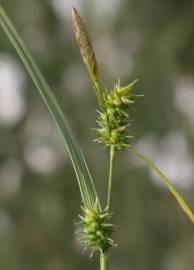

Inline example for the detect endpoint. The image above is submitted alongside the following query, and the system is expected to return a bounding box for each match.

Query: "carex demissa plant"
[0,4,194,270]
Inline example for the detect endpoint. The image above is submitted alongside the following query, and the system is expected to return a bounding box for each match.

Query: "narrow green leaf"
[134,150,194,224]
[0,4,100,209]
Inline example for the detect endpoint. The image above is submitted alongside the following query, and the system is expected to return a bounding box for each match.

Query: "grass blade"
[0,4,100,209]
[134,150,194,224]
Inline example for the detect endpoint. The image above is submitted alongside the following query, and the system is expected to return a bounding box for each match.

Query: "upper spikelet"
[96,79,139,150]
[72,8,99,83]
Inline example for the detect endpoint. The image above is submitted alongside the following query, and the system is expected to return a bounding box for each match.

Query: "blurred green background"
[0,0,194,269]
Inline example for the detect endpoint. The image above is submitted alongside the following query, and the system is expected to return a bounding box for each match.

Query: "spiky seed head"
[72,7,99,83]
[96,79,140,150]
[78,207,116,254]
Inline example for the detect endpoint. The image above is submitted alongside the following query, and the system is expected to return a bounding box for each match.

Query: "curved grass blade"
[134,150,194,224]
[0,4,100,209]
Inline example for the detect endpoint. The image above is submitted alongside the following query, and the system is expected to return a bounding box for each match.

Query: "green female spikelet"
[96,79,140,150]
[79,206,116,255]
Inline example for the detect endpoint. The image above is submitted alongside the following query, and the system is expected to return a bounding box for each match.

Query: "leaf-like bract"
[0,5,100,209]
[134,150,194,224]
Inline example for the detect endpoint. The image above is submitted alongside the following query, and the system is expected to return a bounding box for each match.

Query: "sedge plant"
[0,5,194,270]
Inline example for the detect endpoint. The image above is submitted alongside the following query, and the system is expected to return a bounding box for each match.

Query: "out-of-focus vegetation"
[0,0,194,269]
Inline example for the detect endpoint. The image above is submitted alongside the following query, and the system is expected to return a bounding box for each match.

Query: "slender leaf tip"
[133,149,194,224]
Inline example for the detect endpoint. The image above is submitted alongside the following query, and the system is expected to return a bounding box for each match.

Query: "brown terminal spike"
[72,7,99,83]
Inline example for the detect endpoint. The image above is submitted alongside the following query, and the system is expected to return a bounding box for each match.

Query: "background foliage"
[0,0,194,269]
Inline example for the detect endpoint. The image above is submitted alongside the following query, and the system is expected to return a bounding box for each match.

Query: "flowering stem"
[99,144,115,270]
[100,253,108,270]
[94,81,105,111]
[107,145,116,212]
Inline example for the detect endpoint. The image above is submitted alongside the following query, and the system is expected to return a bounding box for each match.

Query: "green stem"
[101,146,115,270]
[94,81,105,111]
[100,253,108,270]
[106,145,116,212]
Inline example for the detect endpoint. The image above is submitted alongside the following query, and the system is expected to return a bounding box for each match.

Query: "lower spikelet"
[79,206,116,255]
